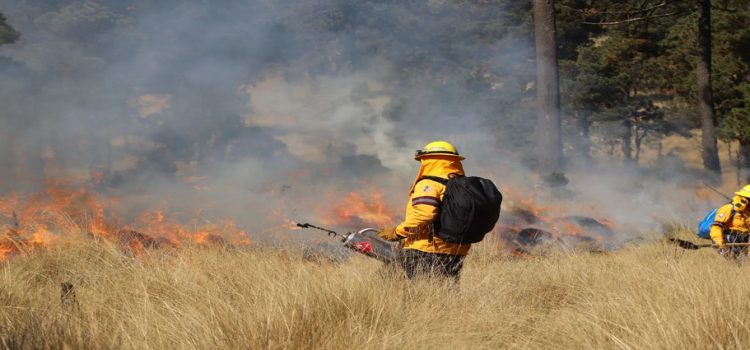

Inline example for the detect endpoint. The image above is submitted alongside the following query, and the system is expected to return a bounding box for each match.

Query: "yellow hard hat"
[735,185,750,198]
[414,141,465,160]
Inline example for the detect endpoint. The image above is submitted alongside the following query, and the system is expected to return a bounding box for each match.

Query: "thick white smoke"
[0,0,716,248]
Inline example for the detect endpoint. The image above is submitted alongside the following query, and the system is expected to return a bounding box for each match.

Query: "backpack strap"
[417,175,448,185]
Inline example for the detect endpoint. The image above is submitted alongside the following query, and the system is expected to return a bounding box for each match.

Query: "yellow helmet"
[414,141,465,160]
[735,185,750,198]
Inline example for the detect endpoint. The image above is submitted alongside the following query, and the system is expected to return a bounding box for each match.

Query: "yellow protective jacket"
[710,202,750,245]
[395,156,471,256]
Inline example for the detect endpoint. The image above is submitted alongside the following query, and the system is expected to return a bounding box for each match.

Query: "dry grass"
[2,229,750,350]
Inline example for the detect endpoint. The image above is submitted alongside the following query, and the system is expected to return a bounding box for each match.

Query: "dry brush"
[1,229,749,349]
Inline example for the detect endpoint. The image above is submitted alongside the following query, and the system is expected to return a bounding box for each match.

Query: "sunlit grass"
[1,229,747,349]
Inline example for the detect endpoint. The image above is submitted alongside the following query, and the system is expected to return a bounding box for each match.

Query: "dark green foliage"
[712,7,750,144]
[558,0,750,167]
[560,7,679,162]
[0,12,19,45]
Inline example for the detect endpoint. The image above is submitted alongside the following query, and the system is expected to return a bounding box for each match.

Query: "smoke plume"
[0,1,711,247]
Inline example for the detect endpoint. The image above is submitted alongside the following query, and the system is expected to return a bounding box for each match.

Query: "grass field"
[2,228,750,350]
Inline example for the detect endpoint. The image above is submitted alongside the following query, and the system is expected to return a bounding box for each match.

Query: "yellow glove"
[377,227,400,242]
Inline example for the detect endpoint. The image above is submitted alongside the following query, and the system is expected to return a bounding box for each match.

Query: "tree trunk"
[739,139,750,183]
[697,0,721,174]
[575,111,591,163]
[657,141,663,160]
[635,129,645,163]
[622,118,633,164]
[533,0,563,173]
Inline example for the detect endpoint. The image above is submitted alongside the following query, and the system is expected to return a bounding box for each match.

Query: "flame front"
[0,181,251,262]
[319,189,397,229]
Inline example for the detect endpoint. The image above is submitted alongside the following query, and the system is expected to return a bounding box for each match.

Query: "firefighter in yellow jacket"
[377,141,470,279]
[710,185,750,258]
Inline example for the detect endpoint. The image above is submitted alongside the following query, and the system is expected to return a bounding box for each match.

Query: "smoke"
[0,0,712,246]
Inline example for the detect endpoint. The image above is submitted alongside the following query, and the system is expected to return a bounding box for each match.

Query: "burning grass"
[2,227,750,349]
[0,182,252,261]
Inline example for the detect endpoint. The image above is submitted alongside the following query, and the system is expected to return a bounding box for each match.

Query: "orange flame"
[0,180,251,262]
[320,190,397,228]
[497,185,614,254]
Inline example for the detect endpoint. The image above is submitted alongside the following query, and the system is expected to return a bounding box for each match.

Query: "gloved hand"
[377,227,401,241]
[718,247,730,257]
[715,240,728,256]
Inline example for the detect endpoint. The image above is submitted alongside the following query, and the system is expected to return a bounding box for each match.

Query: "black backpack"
[418,175,502,244]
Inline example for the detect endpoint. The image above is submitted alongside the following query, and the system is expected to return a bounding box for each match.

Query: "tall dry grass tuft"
[2,228,750,349]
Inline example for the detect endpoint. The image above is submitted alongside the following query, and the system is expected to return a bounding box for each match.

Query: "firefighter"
[377,141,470,280]
[710,185,750,258]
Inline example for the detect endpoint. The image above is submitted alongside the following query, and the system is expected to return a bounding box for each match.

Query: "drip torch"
[295,222,398,263]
